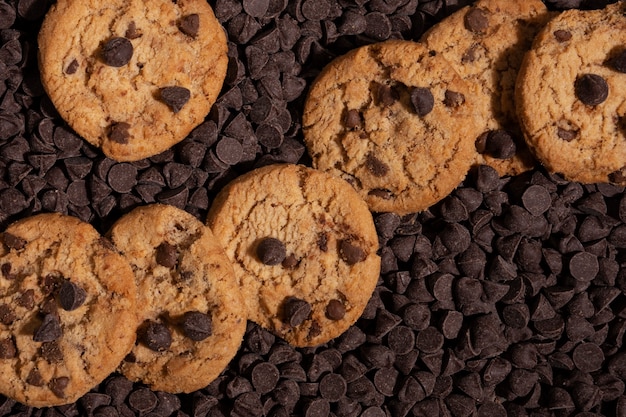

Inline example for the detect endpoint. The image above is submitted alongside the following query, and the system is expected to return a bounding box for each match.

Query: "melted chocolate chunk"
[410,87,434,117]
[139,320,172,352]
[365,153,389,177]
[283,296,311,327]
[344,109,362,129]
[373,82,397,107]
[257,237,286,265]
[339,239,366,265]
[101,37,133,67]
[40,341,64,363]
[156,242,178,268]
[553,29,572,42]
[326,299,346,320]
[0,337,16,359]
[181,311,212,341]
[160,86,191,113]
[58,281,87,311]
[443,90,465,107]
[33,314,62,342]
[0,304,16,325]
[464,8,489,34]
[557,126,578,141]
[108,122,131,144]
[1,263,13,280]
[125,21,141,39]
[178,14,200,38]
[17,289,35,309]
[2,232,26,250]
[574,73,609,106]
[26,369,44,386]
[50,376,70,398]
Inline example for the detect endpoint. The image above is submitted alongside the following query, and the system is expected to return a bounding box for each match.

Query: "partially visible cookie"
[302,40,482,215]
[516,1,626,184]
[38,0,227,162]
[0,213,137,407]
[423,0,554,176]
[108,204,245,393]
[206,164,381,347]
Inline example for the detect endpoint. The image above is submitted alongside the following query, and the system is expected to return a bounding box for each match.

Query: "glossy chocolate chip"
[160,86,191,113]
[108,121,131,144]
[257,237,286,265]
[326,299,346,321]
[464,8,489,34]
[575,73,609,106]
[139,320,172,352]
[58,281,87,311]
[181,311,212,341]
[410,87,434,117]
[156,242,178,268]
[33,313,62,342]
[283,296,311,327]
[339,239,366,265]
[101,37,133,67]
[178,14,199,38]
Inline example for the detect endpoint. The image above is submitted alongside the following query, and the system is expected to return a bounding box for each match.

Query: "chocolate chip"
[58,280,87,311]
[65,59,79,75]
[40,341,64,363]
[319,373,347,402]
[326,299,346,320]
[49,376,69,398]
[339,239,366,265]
[365,153,389,177]
[477,130,516,159]
[181,311,212,341]
[128,388,158,414]
[160,86,191,113]
[3,232,26,250]
[575,73,609,106]
[257,237,286,265]
[138,320,172,352]
[344,109,362,129]
[251,362,279,394]
[554,29,572,42]
[464,8,489,34]
[410,87,434,117]
[0,304,15,325]
[572,342,604,372]
[26,368,44,386]
[283,296,311,327]
[178,14,200,38]
[155,242,177,268]
[17,289,35,309]
[33,313,62,342]
[443,90,465,107]
[373,82,397,107]
[521,184,552,216]
[108,121,131,144]
[0,337,16,359]
[609,49,626,73]
[101,37,133,67]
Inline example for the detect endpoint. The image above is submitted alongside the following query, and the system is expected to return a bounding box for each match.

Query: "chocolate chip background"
[1,0,625,415]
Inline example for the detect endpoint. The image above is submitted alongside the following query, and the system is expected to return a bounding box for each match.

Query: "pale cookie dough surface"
[108,204,245,393]
[302,40,482,215]
[206,164,381,347]
[516,1,626,184]
[423,0,553,176]
[38,0,227,162]
[0,213,137,407]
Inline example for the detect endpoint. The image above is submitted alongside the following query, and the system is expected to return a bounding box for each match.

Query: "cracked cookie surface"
[516,1,626,184]
[108,204,246,393]
[302,40,482,215]
[423,0,553,177]
[206,164,381,347]
[0,213,137,407]
[38,0,227,162]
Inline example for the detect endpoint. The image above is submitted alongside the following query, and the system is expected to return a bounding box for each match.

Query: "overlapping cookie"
[0,213,137,407]
[108,204,246,393]
[516,1,626,184]
[302,40,482,215]
[38,0,228,162]
[423,0,554,176]
[206,164,381,347]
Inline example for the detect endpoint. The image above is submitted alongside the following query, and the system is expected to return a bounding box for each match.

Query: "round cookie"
[108,204,246,393]
[516,1,626,184]
[206,164,381,347]
[302,40,482,215]
[0,213,137,407]
[38,0,227,162]
[423,0,554,176]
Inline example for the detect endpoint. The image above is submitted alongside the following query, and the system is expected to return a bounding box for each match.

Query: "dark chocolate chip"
[65,59,79,75]
[58,281,87,311]
[215,137,244,165]
[554,29,572,42]
[0,304,15,325]
[27,368,44,386]
[257,237,286,265]
[33,313,62,342]
[365,153,389,177]
[326,299,346,320]
[49,376,70,398]
[416,326,444,353]
[410,87,434,116]
[251,362,280,394]
[373,82,397,107]
[609,49,626,73]
[283,296,311,327]
[181,311,212,341]
[478,130,516,159]
[108,122,131,144]
[575,73,609,106]
[40,341,64,363]
[339,239,366,265]
[0,337,16,359]
[138,320,172,352]
[3,232,26,250]
[243,0,270,18]
[569,251,599,281]
[464,8,489,34]
[156,242,178,268]
[572,342,604,372]
[107,163,137,193]
[344,109,362,129]
[160,86,191,113]
[101,37,133,67]
[443,90,465,107]
[178,14,200,38]
[128,388,158,414]
[521,184,552,216]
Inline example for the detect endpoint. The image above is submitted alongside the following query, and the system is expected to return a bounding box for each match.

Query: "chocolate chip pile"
[1,0,626,416]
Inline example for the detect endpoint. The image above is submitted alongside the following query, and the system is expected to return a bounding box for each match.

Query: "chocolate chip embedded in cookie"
[38,0,227,162]
[206,164,381,347]
[108,204,246,393]
[303,40,482,215]
[0,213,137,407]
[423,0,554,176]
[516,1,626,184]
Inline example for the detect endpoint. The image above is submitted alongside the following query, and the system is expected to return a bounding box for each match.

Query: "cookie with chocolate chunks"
[38,0,227,161]
[423,0,554,176]
[0,213,137,407]
[516,1,626,184]
[108,204,245,393]
[206,164,380,347]
[303,40,482,215]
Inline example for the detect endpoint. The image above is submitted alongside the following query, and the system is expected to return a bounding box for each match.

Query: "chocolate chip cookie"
[38,0,227,162]
[0,213,137,407]
[516,1,626,184]
[302,40,482,215]
[423,0,554,176]
[206,164,381,347]
[108,204,246,393]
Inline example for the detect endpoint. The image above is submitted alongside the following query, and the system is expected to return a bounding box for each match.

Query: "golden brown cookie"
[0,213,137,407]
[38,0,227,162]
[302,40,482,215]
[206,164,380,347]
[423,0,554,176]
[108,204,245,393]
[516,1,626,184]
